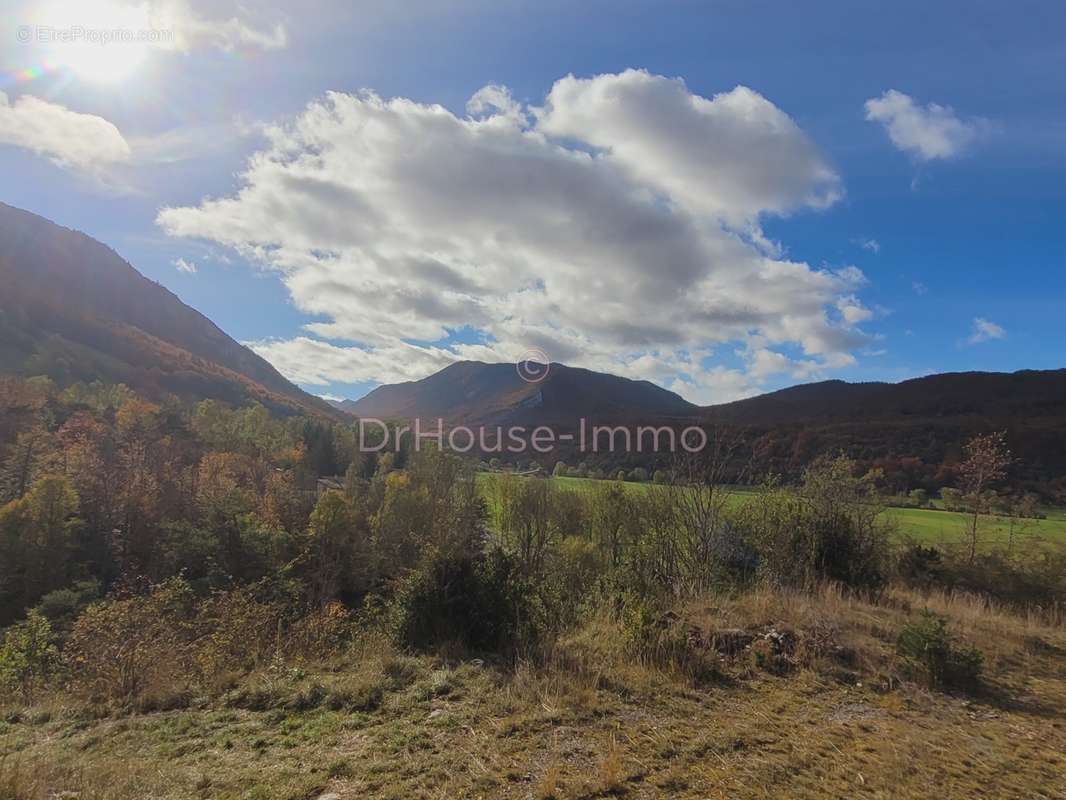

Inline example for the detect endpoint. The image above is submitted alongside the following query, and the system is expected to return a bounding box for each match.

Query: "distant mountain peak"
[343,360,695,424]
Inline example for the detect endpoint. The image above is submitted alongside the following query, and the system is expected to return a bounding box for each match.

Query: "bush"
[940,487,964,512]
[31,580,100,640]
[627,467,649,483]
[738,457,891,592]
[619,597,720,684]
[896,544,944,589]
[933,549,1066,614]
[64,578,198,705]
[896,611,983,690]
[0,611,59,702]
[194,587,285,687]
[391,546,539,655]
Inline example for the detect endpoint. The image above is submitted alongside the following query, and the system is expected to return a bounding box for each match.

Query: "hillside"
[341,363,1066,488]
[0,202,338,418]
[708,370,1066,425]
[705,370,1066,488]
[344,360,696,424]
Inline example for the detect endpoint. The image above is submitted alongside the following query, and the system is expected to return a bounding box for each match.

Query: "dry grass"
[2,584,1065,799]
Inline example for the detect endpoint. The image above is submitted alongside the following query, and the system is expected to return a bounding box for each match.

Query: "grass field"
[3,585,1064,799]
[478,473,1066,551]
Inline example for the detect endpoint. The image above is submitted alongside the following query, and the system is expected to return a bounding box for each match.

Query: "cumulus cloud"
[537,71,841,226]
[148,0,287,52]
[0,91,130,171]
[173,257,197,273]
[244,338,463,387]
[836,295,874,325]
[967,317,1006,345]
[159,71,872,403]
[864,90,979,161]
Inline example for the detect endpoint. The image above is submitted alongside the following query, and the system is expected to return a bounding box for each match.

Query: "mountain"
[704,369,1066,488]
[343,360,696,423]
[341,362,1066,489]
[707,370,1066,425]
[0,202,338,418]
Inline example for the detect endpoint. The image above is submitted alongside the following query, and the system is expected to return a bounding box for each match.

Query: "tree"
[940,487,964,512]
[498,478,556,576]
[0,476,80,623]
[0,610,59,702]
[1003,492,1039,554]
[552,461,568,477]
[628,467,649,483]
[958,432,1012,562]
[908,488,928,507]
[305,491,360,605]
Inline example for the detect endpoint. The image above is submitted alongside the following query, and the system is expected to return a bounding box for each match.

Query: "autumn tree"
[0,476,81,623]
[305,491,361,606]
[958,431,1013,561]
[0,610,59,702]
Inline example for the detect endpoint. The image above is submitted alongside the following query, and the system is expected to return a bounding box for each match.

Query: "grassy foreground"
[2,585,1064,800]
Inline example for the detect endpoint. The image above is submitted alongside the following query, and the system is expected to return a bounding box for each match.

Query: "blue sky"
[1,0,1063,403]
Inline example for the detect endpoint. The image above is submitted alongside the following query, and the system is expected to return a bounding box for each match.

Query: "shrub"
[285,601,352,661]
[64,578,197,705]
[620,597,720,684]
[940,487,964,512]
[194,587,285,687]
[0,611,59,702]
[738,457,891,592]
[31,580,100,640]
[896,544,945,589]
[896,611,983,690]
[912,549,1066,614]
[391,546,539,655]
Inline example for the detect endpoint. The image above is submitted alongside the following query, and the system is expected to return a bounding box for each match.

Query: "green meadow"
[478,472,1066,550]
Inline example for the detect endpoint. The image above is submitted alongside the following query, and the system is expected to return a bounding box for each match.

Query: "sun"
[38,0,153,83]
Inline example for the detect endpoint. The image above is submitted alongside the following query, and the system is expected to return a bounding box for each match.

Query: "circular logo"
[516,348,551,383]
[17,26,33,44]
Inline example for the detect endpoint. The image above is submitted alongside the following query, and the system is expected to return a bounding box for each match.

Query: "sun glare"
[37,0,154,83]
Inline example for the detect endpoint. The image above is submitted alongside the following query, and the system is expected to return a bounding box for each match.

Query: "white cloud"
[537,70,842,226]
[147,0,288,53]
[967,317,1006,345]
[0,91,130,171]
[244,338,463,387]
[857,238,880,253]
[864,90,979,161]
[836,295,874,325]
[159,72,872,404]
[912,281,928,296]
[173,257,197,273]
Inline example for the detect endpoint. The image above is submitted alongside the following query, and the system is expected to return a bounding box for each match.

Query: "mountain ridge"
[342,360,697,423]
[0,202,339,419]
[337,362,1066,427]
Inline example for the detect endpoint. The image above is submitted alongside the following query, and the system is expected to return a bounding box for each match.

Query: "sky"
[1,0,1064,404]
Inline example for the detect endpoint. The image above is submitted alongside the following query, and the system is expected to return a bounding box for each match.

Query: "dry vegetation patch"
[3,584,1064,800]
